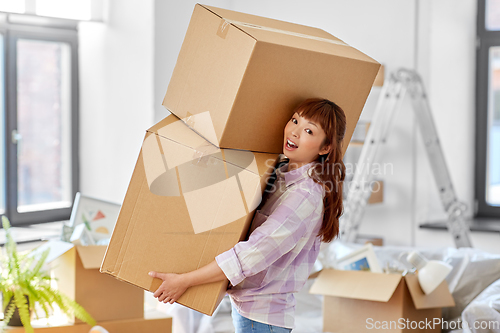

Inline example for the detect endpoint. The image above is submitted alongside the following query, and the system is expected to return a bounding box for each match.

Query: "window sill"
[0,221,64,249]
[419,217,500,234]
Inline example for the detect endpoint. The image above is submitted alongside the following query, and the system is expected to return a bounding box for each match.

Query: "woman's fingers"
[158,292,168,302]
[153,289,162,298]
[149,272,187,304]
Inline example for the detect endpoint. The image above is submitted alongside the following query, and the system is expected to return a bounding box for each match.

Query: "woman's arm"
[149,260,226,304]
[216,188,318,287]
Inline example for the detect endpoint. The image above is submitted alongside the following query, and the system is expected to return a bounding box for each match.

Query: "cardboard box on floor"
[101,114,279,316]
[35,241,144,323]
[5,316,172,333]
[310,269,455,333]
[163,4,381,154]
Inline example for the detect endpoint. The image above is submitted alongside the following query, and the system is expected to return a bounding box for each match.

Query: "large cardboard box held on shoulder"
[310,269,456,333]
[101,114,279,315]
[163,4,381,154]
[5,316,172,333]
[35,241,144,323]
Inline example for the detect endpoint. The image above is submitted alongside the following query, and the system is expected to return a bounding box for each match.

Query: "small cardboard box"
[310,269,456,333]
[163,4,381,154]
[36,241,144,323]
[5,316,172,333]
[101,114,279,315]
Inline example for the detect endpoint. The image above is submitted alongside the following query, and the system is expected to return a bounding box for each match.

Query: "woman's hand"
[148,260,226,304]
[149,271,189,304]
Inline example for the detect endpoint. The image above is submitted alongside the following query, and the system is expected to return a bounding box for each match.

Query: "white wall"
[153,0,233,123]
[412,0,489,249]
[79,0,155,203]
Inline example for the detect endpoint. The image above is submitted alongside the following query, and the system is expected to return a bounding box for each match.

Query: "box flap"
[146,114,265,174]
[75,245,108,269]
[309,269,402,302]
[147,111,179,133]
[147,113,219,155]
[405,274,456,309]
[32,240,75,264]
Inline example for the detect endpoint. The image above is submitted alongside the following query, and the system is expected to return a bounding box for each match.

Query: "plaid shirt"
[215,159,325,329]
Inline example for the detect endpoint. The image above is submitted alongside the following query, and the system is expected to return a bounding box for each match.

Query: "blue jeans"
[231,305,292,333]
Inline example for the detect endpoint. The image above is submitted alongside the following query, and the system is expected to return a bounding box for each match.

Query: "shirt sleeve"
[215,187,320,286]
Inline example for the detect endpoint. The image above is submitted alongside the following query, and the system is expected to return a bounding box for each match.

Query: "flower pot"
[3,295,32,327]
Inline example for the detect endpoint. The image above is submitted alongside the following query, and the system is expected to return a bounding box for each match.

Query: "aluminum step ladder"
[339,68,473,248]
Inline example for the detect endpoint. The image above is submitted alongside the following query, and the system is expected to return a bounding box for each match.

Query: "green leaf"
[0,216,96,330]
[2,290,13,311]
[59,293,96,327]
[1,299,16,331]
[12,291,33,333]
[28,248,50,280]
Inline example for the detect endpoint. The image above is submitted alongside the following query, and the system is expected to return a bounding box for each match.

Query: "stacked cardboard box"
[101,3,380,316]
[162,4,380,155]
[29,241,171,332]
[36,241,144,323]
[5,317,172,333]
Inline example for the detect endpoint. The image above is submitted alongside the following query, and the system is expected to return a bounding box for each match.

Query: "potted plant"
[0,216,96,333]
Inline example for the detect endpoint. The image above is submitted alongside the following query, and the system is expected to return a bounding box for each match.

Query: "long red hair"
[293,98,347,243]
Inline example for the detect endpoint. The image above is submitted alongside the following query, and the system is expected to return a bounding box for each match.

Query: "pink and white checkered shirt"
[215,158,325,329]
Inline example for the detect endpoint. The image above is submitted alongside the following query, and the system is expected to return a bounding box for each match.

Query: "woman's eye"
[292,118,297,124]
[305,129,313,135]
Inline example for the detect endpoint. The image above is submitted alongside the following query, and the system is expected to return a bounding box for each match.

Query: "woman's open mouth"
[285,138,298,151]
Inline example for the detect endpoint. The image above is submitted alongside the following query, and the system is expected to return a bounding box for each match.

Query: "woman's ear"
[319,144,331,156]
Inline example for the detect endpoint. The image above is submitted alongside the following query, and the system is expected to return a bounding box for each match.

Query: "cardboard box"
[5,316,172,333]
[70,223,96,246]
[101,114,279,315]
[368,179,384,204]
[373,65,385,87]
[35,241,144,323]
[310,269,455,333]
[163,4,381,154]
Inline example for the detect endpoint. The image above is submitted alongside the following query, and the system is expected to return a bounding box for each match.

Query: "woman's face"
[283,112,330,171]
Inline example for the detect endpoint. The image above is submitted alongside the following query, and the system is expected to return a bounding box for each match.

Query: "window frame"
[0,26,6,217]
[2,17,79,226]
[475,0,500,217]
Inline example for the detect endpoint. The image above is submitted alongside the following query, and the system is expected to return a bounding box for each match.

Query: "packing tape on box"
[218,18,349,47]
[164,108,221,148]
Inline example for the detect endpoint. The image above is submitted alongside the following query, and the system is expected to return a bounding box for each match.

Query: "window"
[1,17,78,225]
[476,0,500,217]
[0,34,5,216]
[0,1,25,14]
[0,0,95,21]
[36,0,91,21]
